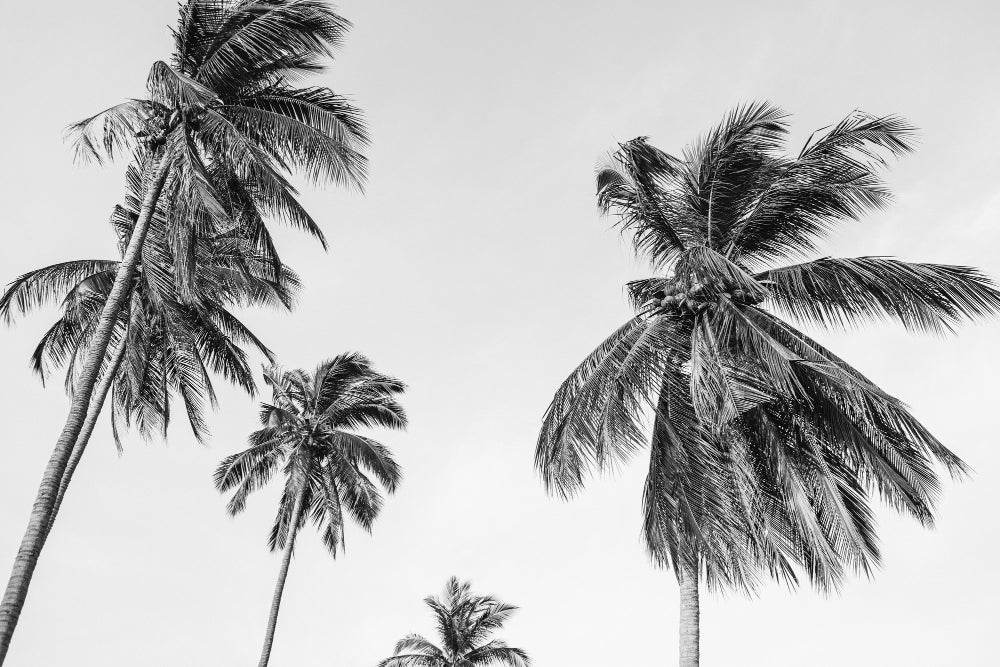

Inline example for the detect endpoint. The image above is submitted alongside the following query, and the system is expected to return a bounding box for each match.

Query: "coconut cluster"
[650,278,763,315]
[136,105,202,150]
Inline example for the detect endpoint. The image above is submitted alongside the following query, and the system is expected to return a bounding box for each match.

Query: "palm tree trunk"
[258,483,307,667]
[46,334,129,535]
[678,559,700,667]
[0,156,169,663]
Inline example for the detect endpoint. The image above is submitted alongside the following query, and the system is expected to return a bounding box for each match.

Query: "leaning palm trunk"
[678,559,700,667]
[46,335,129,535]
[0,156,169,661]
[258,483,307,667]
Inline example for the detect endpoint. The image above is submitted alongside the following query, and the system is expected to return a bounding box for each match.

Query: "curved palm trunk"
[46,335,129,535]
[0,156,169,662]
[678,559,700,667]
[258,483,307,667]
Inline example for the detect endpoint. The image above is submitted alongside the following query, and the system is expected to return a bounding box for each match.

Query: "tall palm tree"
[379,577,530,667]
[536,103,1000,666]
[214,354,406,667]
[1,169,298,533]
[0,1,368,656]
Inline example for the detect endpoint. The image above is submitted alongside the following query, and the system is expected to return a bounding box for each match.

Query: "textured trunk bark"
[0,156,169,663]
[46,335,129,535]
[678,559,700,667]
[258,483,307,667]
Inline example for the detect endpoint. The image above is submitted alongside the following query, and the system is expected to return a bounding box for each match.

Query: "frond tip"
[65,101,152,165]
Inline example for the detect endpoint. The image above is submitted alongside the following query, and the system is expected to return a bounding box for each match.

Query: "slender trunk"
[678,559,700,667]
[46,335,129,535]
[258,483,307,667]
[0,156,169,663]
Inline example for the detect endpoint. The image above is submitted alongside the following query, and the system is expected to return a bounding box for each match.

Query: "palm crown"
[379,577,530,667]
[215,353,407,554]
[0,165,298,443]
[536,102,1000,591]
[71,0,369,294]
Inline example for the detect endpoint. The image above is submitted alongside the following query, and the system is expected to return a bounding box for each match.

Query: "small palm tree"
[215,354,406,667]
[0,1,368,655]
[379,577,530,667]
[536,103,1000,666]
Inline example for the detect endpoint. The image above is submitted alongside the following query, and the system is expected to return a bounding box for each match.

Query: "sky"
[1,0,999,665]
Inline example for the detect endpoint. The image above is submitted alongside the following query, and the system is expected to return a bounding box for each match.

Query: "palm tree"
[379,577,530,667]
[535,103,1000,666]
[214,354,406,667]
[1,167,298,533]
[0,1,368,655]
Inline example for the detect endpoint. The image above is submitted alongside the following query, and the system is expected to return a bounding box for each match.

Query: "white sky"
[2,1,999,665]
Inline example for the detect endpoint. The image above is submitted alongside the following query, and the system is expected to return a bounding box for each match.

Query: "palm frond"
[222,86,368,188]
[0,260,118,323]
[466,642,531,667]
[65,100,151,165]
[728,113,917,265]
[190,0,351,92]
[759,256,1000,334]
[147,59,218,108]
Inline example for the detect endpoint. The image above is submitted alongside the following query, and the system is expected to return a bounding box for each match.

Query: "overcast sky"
[2,1,999,665]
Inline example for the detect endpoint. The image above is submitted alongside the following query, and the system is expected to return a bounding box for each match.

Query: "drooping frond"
[222,85,369,187]
[466,641,531,667]
[329,454,382,532]
[267,465,312,552]
[759,256,1000,334]
[65,100,153,165]
[536,314,695,497]
[378,654,439,667]
[0,260,118,324]
[214,429,287,515]
[147,59,219,109]
[325,432,402,492]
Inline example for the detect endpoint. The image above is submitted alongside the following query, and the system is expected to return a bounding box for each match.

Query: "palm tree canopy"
[0,165,298,444]
[214,353,406,555]
[379,577,530,667]
[67,0,369,298]
[536,102,1000,592]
